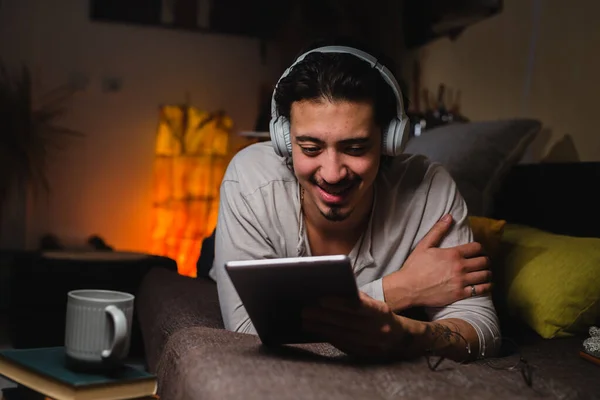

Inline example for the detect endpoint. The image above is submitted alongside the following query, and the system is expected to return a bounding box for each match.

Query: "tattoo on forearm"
[426,321,464,350]
[421,320,474,363]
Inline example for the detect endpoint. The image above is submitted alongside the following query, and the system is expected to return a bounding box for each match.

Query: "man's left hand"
[302,292,411,360]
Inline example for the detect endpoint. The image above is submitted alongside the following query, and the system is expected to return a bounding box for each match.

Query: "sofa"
[136,120,600,399]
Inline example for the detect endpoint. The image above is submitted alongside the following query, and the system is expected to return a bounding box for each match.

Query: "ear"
[284,156,295,172]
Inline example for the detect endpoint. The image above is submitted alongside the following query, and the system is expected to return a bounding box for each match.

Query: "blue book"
[0,347,157,400]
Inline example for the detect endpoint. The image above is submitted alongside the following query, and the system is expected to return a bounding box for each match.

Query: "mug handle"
[101,305,127,361]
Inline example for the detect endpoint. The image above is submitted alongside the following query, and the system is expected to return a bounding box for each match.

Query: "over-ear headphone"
[269,45,410,158]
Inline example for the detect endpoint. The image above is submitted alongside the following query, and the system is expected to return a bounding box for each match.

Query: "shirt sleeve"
[423,165,502,358]
[212,178,276,334]
[359,279,385,302]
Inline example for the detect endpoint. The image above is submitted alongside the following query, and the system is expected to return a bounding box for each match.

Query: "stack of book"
[0,347,157,399]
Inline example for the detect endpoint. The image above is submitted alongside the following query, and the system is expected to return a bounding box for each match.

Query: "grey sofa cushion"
[404,119,541,216]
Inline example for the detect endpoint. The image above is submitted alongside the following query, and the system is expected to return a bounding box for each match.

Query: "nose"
[319,151,348,184]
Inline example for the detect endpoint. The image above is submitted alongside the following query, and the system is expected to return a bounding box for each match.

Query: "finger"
[358,291,384,311]
[307,322,399,361]
[319,296,362,313]
[320,292,387,317]
[456,242,484,258]
[355,292,392,317]
[465,269,492,286]
[415,214,453,251]
[462,256,490,273]
[462,282,493,298]
[303,306,368,332]
[303,319,381,355]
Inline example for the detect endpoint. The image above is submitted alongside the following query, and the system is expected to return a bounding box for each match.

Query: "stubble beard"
[320,205,353,222]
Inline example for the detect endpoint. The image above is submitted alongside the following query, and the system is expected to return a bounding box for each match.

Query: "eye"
[346,146,367,156]
[301,146,321,156]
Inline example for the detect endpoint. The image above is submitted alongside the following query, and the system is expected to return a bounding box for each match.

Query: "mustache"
[309,175,361,192]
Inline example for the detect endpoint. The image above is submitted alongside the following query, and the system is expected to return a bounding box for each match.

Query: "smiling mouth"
[320,186,352,195]
[316,184,354,204]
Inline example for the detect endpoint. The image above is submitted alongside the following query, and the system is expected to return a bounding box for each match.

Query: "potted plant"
[0,60,84,246]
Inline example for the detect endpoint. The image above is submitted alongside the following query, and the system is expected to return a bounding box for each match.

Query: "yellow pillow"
[468,216,506,258]
[498,224,600,338]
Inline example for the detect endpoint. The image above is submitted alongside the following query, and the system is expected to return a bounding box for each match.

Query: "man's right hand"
[382,214,492,312]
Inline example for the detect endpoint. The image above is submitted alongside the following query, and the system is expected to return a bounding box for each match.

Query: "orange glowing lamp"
[150,104,232,277]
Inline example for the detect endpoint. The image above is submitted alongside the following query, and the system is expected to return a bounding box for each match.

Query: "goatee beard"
[320,207,352,222]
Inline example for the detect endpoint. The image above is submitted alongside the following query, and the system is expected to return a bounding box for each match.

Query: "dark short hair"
[273,37,405,131]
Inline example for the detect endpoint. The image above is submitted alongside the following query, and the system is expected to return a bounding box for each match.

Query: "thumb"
[415,214,453,251]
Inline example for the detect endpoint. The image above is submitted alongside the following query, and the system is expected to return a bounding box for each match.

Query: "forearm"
[395,316,479,362]
[382,271,417,312]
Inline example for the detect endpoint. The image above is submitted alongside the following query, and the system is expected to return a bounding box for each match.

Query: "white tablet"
[225,255,360,346]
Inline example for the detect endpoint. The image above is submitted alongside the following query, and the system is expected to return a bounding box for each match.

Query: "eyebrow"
[295,135,371,146]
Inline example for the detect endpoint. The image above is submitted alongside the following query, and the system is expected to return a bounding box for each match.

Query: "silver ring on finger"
[470,284,477,297]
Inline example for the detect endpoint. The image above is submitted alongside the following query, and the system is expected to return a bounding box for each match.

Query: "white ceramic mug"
[65,289,134,371]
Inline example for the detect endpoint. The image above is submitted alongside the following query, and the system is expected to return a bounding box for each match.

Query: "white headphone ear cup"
[381,117,410,156]
[280,117,292,156]
[269,116,292,157]
[382,119,398,156]
[397,118,410,154]
[269,116,284,157]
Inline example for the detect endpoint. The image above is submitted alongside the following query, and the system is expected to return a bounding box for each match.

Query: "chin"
[319,205,354,222]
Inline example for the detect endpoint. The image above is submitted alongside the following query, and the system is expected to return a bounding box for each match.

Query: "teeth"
[323,187,351,195]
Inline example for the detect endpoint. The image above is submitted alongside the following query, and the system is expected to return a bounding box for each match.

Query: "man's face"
[290,98,381,222]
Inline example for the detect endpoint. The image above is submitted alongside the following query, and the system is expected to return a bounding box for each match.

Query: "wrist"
[391,314,428,359]
[382,270,418,312]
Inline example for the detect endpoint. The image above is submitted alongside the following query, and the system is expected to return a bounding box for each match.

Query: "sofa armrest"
[136,267,223,370]
[156,326,358,400]
[154,326,600,400]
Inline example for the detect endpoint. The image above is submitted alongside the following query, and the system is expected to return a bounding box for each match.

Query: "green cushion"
[498,224,600,338]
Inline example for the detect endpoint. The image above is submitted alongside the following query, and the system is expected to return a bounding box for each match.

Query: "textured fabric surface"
[498,224,600,338]
[156,326,599,400]
[136,267,223,369]
[404,119,541,216]
[138,268,600,400]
